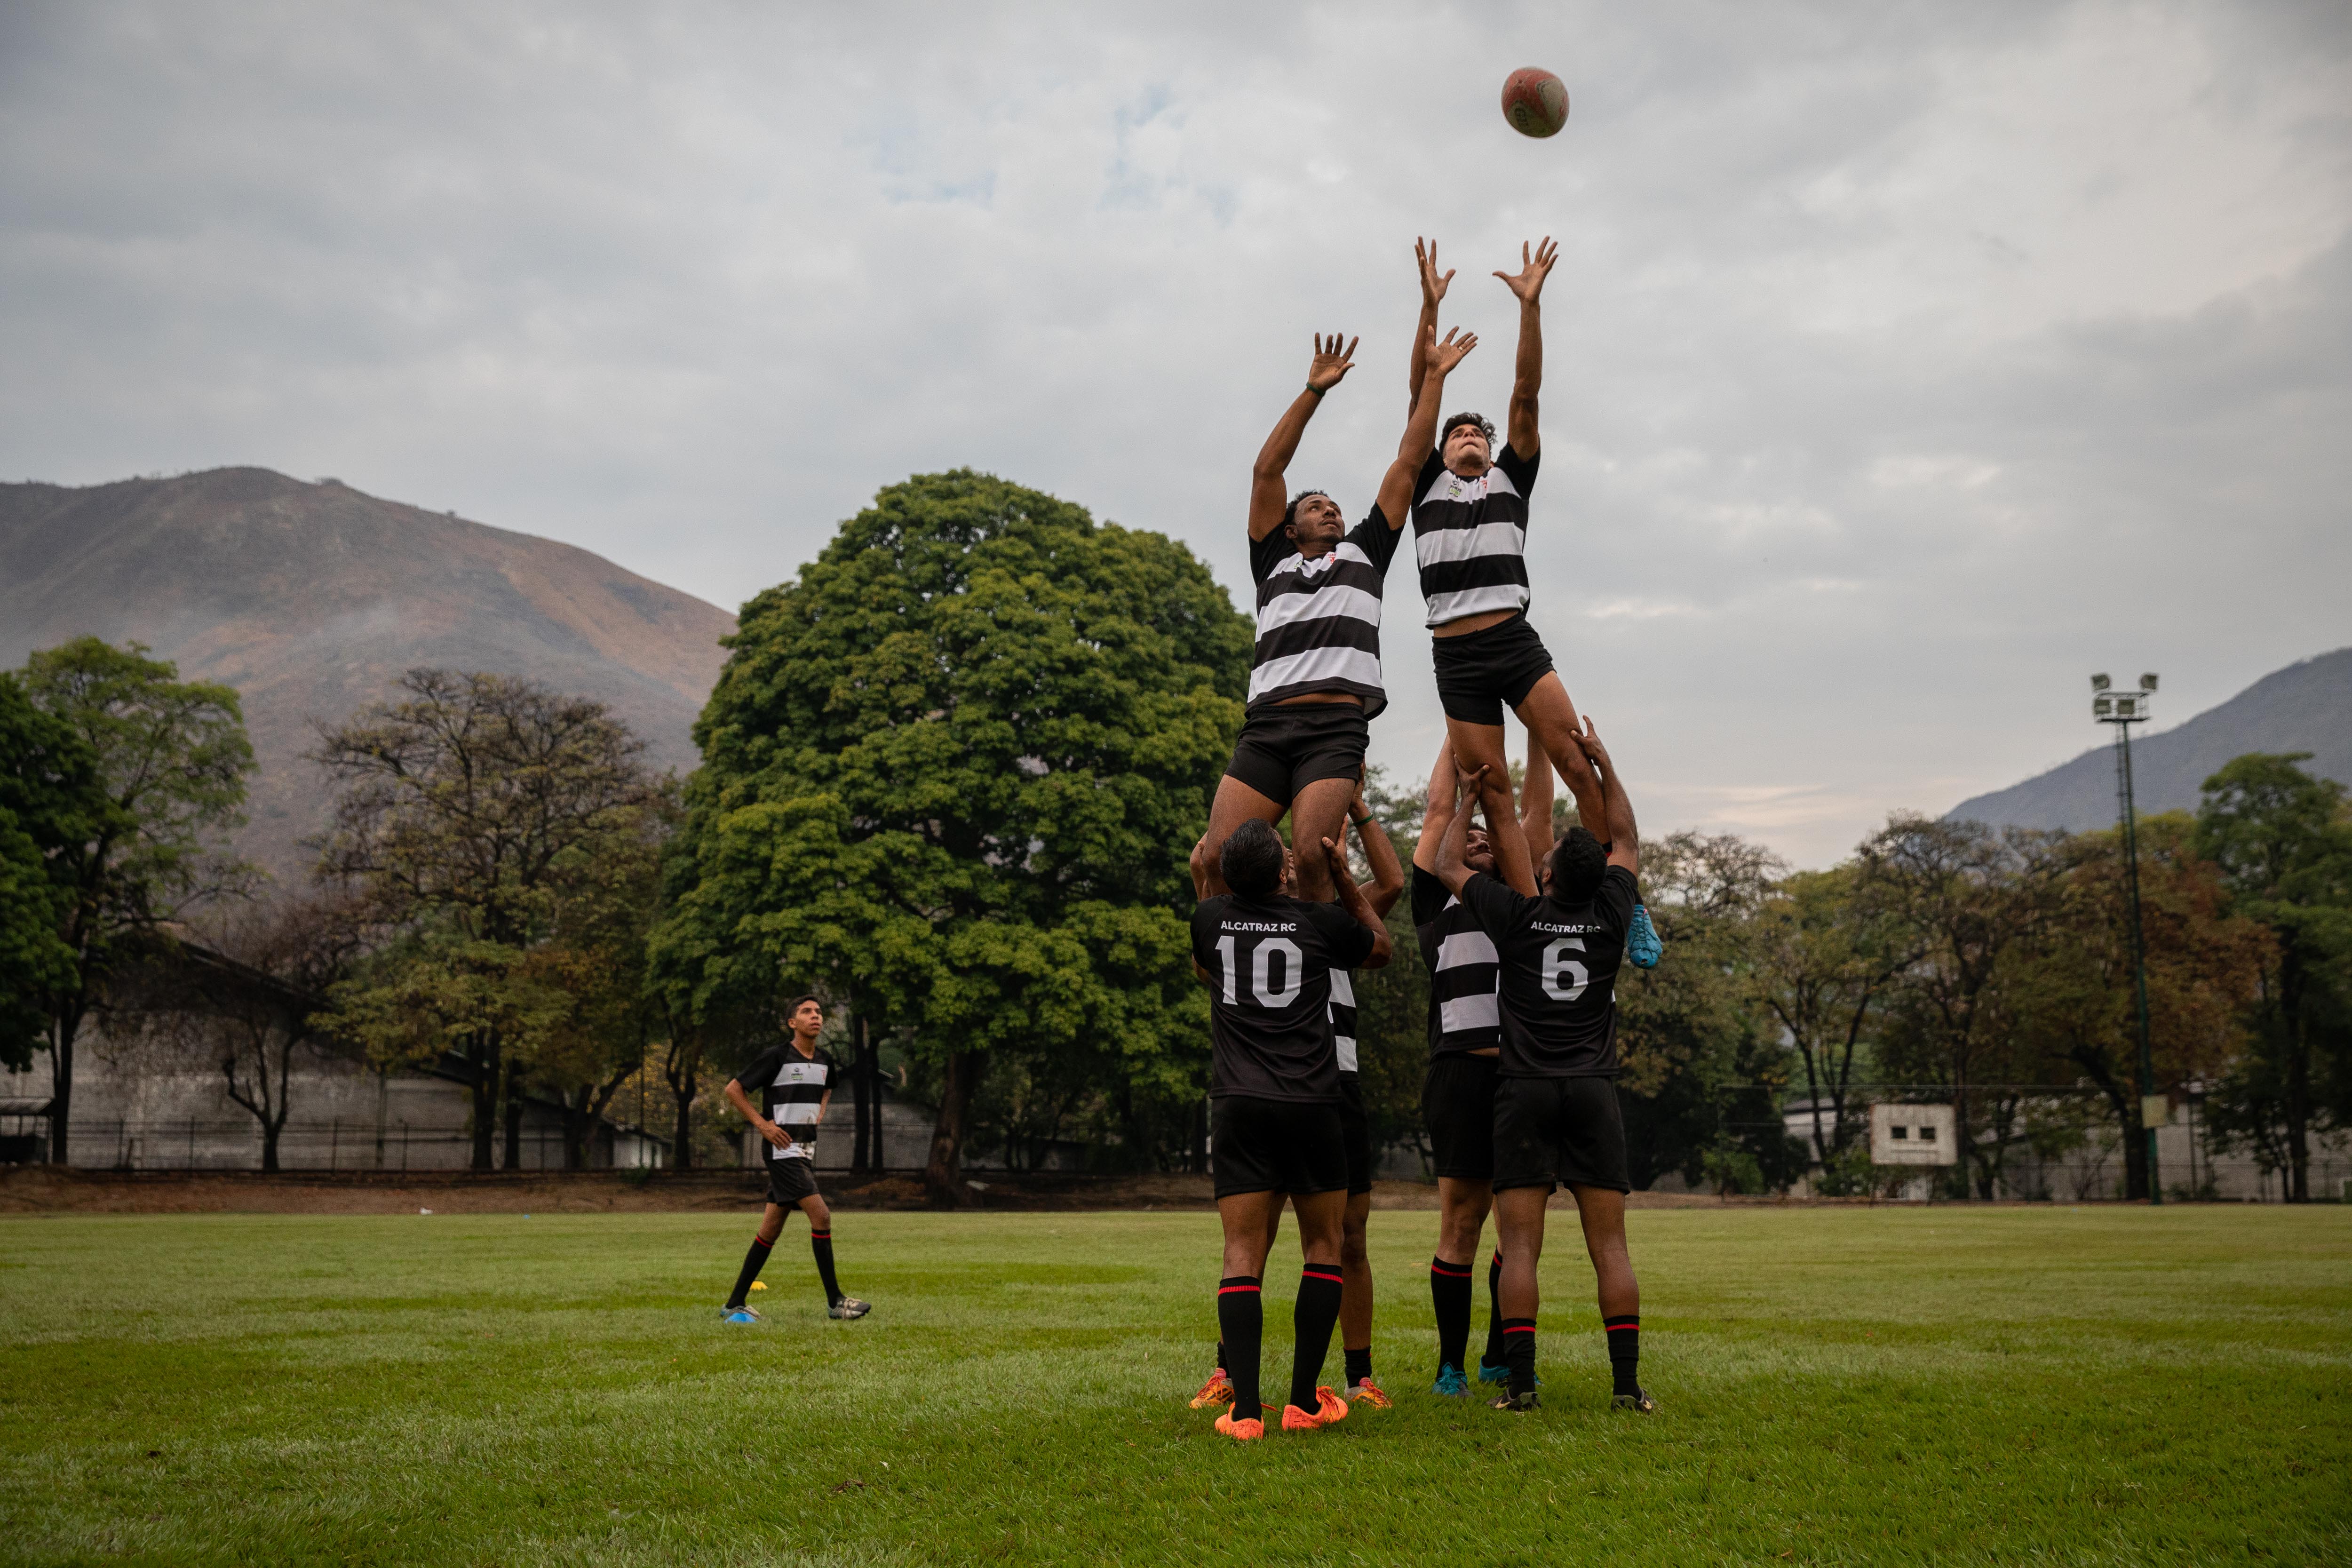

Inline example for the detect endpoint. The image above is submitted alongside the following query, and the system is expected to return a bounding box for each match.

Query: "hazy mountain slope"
[0,468,733,881]
[1947,648,2352,832]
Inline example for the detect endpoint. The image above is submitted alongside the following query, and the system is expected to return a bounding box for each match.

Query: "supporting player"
[1412,735,1551,1395]
[1194,323,1475,901]
[1191,819,1391,1439]
[718,995,872,1323]
[1405,235,1610,847]
[1434,725,1652,1414]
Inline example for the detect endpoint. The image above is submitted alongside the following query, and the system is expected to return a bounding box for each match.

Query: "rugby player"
[1195,324,1477,902]
[1191,819,1391,1439]
[1434,724,1653,1414]
[1412,736,1552,1395]
[719,995,872,1322]
[1404,235,1611,852]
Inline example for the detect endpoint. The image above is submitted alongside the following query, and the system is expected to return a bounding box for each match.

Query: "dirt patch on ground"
[0,1166,1779,1216]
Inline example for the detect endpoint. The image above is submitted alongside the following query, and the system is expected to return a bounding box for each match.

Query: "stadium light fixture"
[2092,670,2161,1203]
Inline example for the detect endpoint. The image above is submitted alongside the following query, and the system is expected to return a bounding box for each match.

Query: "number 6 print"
[1542,936,1589,1002]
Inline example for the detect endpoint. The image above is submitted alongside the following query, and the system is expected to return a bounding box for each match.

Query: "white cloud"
[2,0,2347,866]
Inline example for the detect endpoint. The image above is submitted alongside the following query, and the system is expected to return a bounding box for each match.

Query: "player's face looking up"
[788,998,824,1040]
[1441,420,1493,478]
[1464,825,1496,874]
[1284,491,1346,557]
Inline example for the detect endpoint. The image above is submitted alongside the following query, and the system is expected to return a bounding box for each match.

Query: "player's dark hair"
[1442,412,1496,449]
[1220,819,1287,899]
[1282,489,1332,533]
[783,993,823,1027]
[1547,827,1608,903]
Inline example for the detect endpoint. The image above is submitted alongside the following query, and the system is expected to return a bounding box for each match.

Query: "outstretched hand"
[1424,324,1478,375]
[1572,715,1613,773]
[1319,836,1352,883]
[1415,237,1455,309]
[1494,237,1559,305]
[1308,331,1359,392]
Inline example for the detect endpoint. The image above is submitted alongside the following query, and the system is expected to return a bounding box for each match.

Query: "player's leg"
[1283,708,1368,900]
[1201,1192,1287,1406]
[1214,1189,1280,1436]
[1198,763,1289,898]
[1511,673,1606,840]
[798,1190,869,1319]
[1425,1053,1500,1392]
[1287,774,1359,900]
[1490,1185,1549,1409]
[723,1200,791,1319]
[1569,1186,1650,1410]
[1338,1188,1388,1405]
[1284,1186,1350,1428]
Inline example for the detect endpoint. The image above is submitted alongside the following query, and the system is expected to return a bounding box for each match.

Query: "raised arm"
[1318,836,1393,969]
[1348,776,1405,920]
[1519,736,1558,871]
[1573,717,1640,878]
[1412,735,1455,873]
[1407,237,1454,414]
[1375,324,1478,526]
[1248,333,1358,542]
[1495,237,1557,459]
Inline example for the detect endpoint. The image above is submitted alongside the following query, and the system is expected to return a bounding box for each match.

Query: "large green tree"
[16,638,254,1161]
[2193,754,2352,1202]
[656,470,1251,1202]
[0,675,100,1071]
[311,670,660,1170]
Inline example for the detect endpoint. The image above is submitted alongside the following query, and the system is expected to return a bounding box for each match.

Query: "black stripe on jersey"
[1255,556,1386,607]
[1412,493,1531,533]
[1252,611,1382,666]
[1415,554,1531,600]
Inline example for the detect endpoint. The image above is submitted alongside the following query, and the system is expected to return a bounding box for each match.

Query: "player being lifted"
[1404,237,1611,852]
[1412,734,1553,1395]
[1191,819,1391,1439]
[1193,323,1477,901]
[1434,724,1653,1414]
[718,995,872,1323]
[1190,781,1406,1413]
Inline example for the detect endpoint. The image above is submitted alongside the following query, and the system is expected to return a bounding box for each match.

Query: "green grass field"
[3,1205,2347,1567]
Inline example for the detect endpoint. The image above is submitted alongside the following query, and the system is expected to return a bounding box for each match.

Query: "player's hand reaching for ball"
[1415,237,1455,309]
[1425,325,1478,376]
[1307,332,1359,392]
[1495,237,1559,305]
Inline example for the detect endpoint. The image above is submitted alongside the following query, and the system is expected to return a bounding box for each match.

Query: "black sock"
[726,1232,773,1308]
[1344,1345,1372,1385]
[1217,1278,1263,1421]
[1605,1314,1640,1395]
[810,1229,842,1305]
[1430,1257,1473,1371]
[1482,1249,1506,1368]
[1216,1339,1227,1375]
[1289,1263,1344,1411]
[1504,1316,1537,1397]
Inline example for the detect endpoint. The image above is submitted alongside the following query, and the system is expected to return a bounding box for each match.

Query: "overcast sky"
[3,1,2347,865]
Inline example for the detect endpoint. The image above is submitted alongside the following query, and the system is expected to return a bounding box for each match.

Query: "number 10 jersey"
[1455,866,1637,1078]
[1190,893,1379,1103]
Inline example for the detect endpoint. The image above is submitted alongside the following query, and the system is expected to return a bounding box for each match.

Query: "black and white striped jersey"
[733,1044,841,1162]
[1412,867,1501,1057]
[1409,446,1540,629]
[1247,512,1403,717]
[1330,968,1359,1076]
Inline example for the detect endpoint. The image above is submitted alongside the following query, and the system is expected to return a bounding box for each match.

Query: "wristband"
[1350,809,1372,825]
[1305,382,1326,398]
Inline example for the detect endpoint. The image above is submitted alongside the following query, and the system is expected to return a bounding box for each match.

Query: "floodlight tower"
[2091,672,2161,1203]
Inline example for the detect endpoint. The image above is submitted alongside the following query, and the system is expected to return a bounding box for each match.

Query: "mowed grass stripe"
[2,1207,2346,1567]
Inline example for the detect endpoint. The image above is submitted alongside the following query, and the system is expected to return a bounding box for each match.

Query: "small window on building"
[1918,1125,1937,1142]
[1891,1125,1909,1139]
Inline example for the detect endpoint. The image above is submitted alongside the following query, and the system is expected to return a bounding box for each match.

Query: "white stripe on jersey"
[1440,993,1500,1033]
[1248,644,1385,702]
[775,1103,822,1124]
[771,1140,814,1162]
[1329,970,1357,1074]
[1255,582,1384,633]
[1416,467,1524,508]
[1435,929,1498,970]
[1423,583,1530,625]
[1412,519,1528,567]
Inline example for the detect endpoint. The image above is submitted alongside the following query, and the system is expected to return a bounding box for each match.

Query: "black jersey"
[1192,893,1378,1102]
[1412,866,1501,1057]
[733,1043,842,1162]
[1409,445,1538,629]
[1248,513,1402,717]
[1456,865,1637,1077]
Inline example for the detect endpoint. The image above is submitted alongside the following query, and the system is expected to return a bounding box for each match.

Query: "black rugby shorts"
[1431,613,1557,727]
[1211,1094,1350,1199]
[1422,1051,1501,1180]
[764,1156,820,1208]
[1337,1074,1374,1196]
[1224,701,1369,806]
[1490,1074,1632,1195]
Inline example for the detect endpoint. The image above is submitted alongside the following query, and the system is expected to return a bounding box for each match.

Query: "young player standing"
[1404,236,1610,846]
[1194,325,1477,902]
[1434,726,1653,1414]
[718,995,872,1323]
[1412,736,1551,1395]
[1192,819,1391,1439]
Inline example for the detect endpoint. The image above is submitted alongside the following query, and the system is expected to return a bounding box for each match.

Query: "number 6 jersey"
[1191,893,1379,1103]
[1456,865,1638,1077]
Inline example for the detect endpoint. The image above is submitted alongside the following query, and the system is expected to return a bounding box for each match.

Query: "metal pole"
[2114,721,2161,1203]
